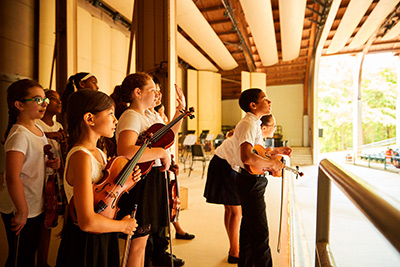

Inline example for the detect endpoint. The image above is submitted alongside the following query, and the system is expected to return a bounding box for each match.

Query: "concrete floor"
[296,152,400,267]
[1,151,399,266]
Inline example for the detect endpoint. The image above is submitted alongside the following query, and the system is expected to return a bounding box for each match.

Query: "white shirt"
[63,146,107,202]
[215,112,264,171]
[0,124,48,217]
[36,119,64,179]
[116,109,163,166]
[36,119,63,159]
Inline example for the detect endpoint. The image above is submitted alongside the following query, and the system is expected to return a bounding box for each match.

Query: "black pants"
[146,226,169,262]
[1,212,44,267]
[236,170,272,267]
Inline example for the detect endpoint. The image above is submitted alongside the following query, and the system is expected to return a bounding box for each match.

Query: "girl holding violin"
[112,72,185,267]
[153,81,195,241]
[36,89,66,267]
[0,79,60,267]
[56,89,139,267]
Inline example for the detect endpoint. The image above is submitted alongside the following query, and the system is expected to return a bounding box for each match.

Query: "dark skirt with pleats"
[204,155,241,205]
[56,218,120,267]
[117,166,168,236]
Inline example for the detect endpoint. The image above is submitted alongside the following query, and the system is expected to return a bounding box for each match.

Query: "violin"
[43,144,61,228]
[45,128,68,214]
[244,145,304,178]
[68,136,149,223]
[137,107,195,174]
[168,156,180,222]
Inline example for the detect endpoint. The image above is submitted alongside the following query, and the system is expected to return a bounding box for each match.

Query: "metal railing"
[315,159,400,267]
[358,137,396,150]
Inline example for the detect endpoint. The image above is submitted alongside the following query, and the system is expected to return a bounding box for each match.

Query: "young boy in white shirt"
[234,88,291,266]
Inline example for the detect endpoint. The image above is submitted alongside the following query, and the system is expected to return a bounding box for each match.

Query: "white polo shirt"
[215,112,264,171]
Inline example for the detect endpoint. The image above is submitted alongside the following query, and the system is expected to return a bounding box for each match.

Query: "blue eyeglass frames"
[21,97,50,105]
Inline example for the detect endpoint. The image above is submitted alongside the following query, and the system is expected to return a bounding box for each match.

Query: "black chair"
[199,130,209,144]
[188,144,209,179]
[213,134,225,149]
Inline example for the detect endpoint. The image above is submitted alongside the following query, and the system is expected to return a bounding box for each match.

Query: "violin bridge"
[107,190,117,198]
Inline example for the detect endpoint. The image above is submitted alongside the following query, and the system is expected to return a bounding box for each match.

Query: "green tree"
[318,55,354,153]
[362,66,397,144]
[318,53,397,153]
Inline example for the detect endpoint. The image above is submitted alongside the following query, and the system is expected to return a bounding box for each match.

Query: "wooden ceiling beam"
[265,68,306,74]
[266,79,305,86]
[267,77,305,82]
[199,4,225,12]
[217,30,238,36]
[229,0,256,72]
[209,18,231,25]
[267,73,305,79]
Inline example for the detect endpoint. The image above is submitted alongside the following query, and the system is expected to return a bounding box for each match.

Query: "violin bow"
[277,157,285,253]
[14,232,20,267]
[276,158,303,253]
[121,204,138,267]
[164,171,174,267]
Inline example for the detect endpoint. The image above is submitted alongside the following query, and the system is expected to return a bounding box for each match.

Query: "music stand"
[181,134,197,171]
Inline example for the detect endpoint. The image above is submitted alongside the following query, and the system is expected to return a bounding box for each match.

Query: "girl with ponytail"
[56,89,139,267]
[60,72,99,114]
[112,72,186,267]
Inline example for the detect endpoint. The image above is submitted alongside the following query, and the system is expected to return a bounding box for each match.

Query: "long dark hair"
[110,72,153,119]
[67,89,114,150]
[4,79,43,141]
[61,72,92,114]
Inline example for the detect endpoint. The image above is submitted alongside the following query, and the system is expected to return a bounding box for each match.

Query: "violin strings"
[119,143,148,185]
[101,143,148,205]
[150,112,186,143]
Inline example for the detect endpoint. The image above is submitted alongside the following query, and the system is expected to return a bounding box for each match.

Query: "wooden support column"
[136,0,176,117]
[396,56,400,146]
[0,0,38,172]
[353,53,363,160]
[55,0,68,97]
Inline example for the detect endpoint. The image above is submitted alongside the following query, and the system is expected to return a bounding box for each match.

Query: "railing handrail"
[315,159,400,266]
[358,137,396,149]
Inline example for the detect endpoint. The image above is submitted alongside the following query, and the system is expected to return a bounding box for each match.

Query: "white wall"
[187,69,221,136]
[267,84,304,146]
[198,71,221,136]
[222,99,242,126]
[187,69,198,133]
[77,6,132,95]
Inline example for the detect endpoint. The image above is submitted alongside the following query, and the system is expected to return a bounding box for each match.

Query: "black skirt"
[56,218,120,267]
[204,155,241,205]
[117,166,168,235]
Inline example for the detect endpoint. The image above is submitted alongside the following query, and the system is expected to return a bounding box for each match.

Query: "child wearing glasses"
[0,79,60,266]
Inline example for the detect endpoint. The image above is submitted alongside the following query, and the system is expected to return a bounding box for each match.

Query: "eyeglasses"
[267,124,277,129]
[22,97,50,105]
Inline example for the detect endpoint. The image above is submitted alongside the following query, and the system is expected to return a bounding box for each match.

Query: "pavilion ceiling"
[101,0,400,99]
